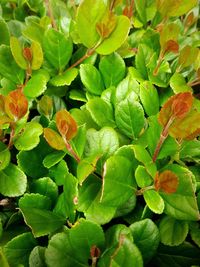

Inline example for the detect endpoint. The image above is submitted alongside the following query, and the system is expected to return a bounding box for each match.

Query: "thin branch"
[187,78,200,87]
[45,0,57,30]
[65,141,80,163]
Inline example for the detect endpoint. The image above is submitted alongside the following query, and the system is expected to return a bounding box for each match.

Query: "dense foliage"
[0,0,200,266]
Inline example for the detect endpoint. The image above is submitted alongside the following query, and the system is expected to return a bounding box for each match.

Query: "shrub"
[0,0,200,266]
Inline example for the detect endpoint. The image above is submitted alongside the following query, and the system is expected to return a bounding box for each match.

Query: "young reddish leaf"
[163,40,179,54]
[38,95,53,118]
[4,89,28,121]
[154,170,179,194]
[184,12,196,28]
[56,110,77,141]
[23,47,32,62]
[158,92,193,127]
[43,128,65,150]
[96,11,117,39]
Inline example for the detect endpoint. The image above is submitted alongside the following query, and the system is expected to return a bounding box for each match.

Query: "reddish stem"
[65,141,80,163]
[45,0,57,30]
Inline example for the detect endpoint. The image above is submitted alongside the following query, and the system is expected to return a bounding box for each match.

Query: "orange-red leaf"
[23,47,32,62]
[158,92,193,127]
[4,89,28,120]
[43,128,65,150]
[164,40,179,54]
[56,110,77,141]
[96,11,117,39]
[154,170,179,194]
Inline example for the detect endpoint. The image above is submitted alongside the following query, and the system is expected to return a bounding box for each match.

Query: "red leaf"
[23,47,32,62]
[56,110,77,141]
[164,40,179,54]
[43,128,65,150]
[96,11,117,39]
[4,89,28,120]
[154,170,179,194]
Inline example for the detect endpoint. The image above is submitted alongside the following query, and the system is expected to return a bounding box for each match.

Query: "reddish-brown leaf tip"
[154,170,179,194]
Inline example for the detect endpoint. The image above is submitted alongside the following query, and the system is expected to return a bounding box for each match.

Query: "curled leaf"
[56,110,77,141]
[43,128,65,150]
[154,170,179,194]
[158,92,193,127]
[4,89,28,121]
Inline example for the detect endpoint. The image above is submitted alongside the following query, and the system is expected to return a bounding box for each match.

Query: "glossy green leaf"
[143,190,165,214]
[49,160,68,186]
[159,215,189,246]
[98,235,143,267]
[77,155,100,185]
[160,164,200,221]
[10,36,27,69]
[190,222,200,248]
[140,81,159,116]
[29,246,46,267]
[99,52,126,87]
[19,193,65,237]
[96,16,131,55]
[135,0,147,25]
[135,165,153,188]
[80,64,104,95]
[4,232,37,267]
[30,177,58,204]
[24,73,47,98]
[115,94,145,139]
[14,121,43,151]
[0,142,11,171]
[76,0,107,48]
[78,175,116,224]
[84,127,119,163]
[50,68,78,86]
[130,219,160,263]
[170,73,192,93]
[86,98,115,127]
[31,41,43,70]
[0,248,9,267]
[43,151,66,168]
[0,163,27,197]
[100,155,136,207]
[0,18,10,45]
[45,219,105,267]
[43,28,73,70]
[0,45,25,84]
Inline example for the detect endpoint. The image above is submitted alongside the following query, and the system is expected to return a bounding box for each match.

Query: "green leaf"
[80,64,104,95]
[0,45,25,84]
[10,36,27,69]
[140,81,159,116]
[78,175,116,224]
[152,242,200,267]
[0,142,11,171]
[23,73,47,98]
[130,219,160,263]
[170,73,192,94]
[100,155,136,207]
[132,145,157,178]
[30,177,58,204]
[45,219,105,267]
[50,68,78,86]
[96,16,131,55]
[14,122,43,151]
[0,163,27,197]
[43,28,73,70]
[76,0,107,48]
[190,222,200,248]
[19,193,65,237]
[135,165,153,188]
[0,18,10,45]
[115,94,145,139]
[31,41,43,70]
[147,115,179,160]
[29,246,46,267]
[98,235,143,267]
[99,52,126,87]
[86,98,115,127]
[3,232,37,267]
[77,155,100,185]
[84,127,119,164]
[0,248,9,267]
[43,151,66,168]
[17,138,53,178]
[160,164,200,221]
[143,190,165,214]
[159,215,189,246]
[135,0,147,25]
[49,160,68,186]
